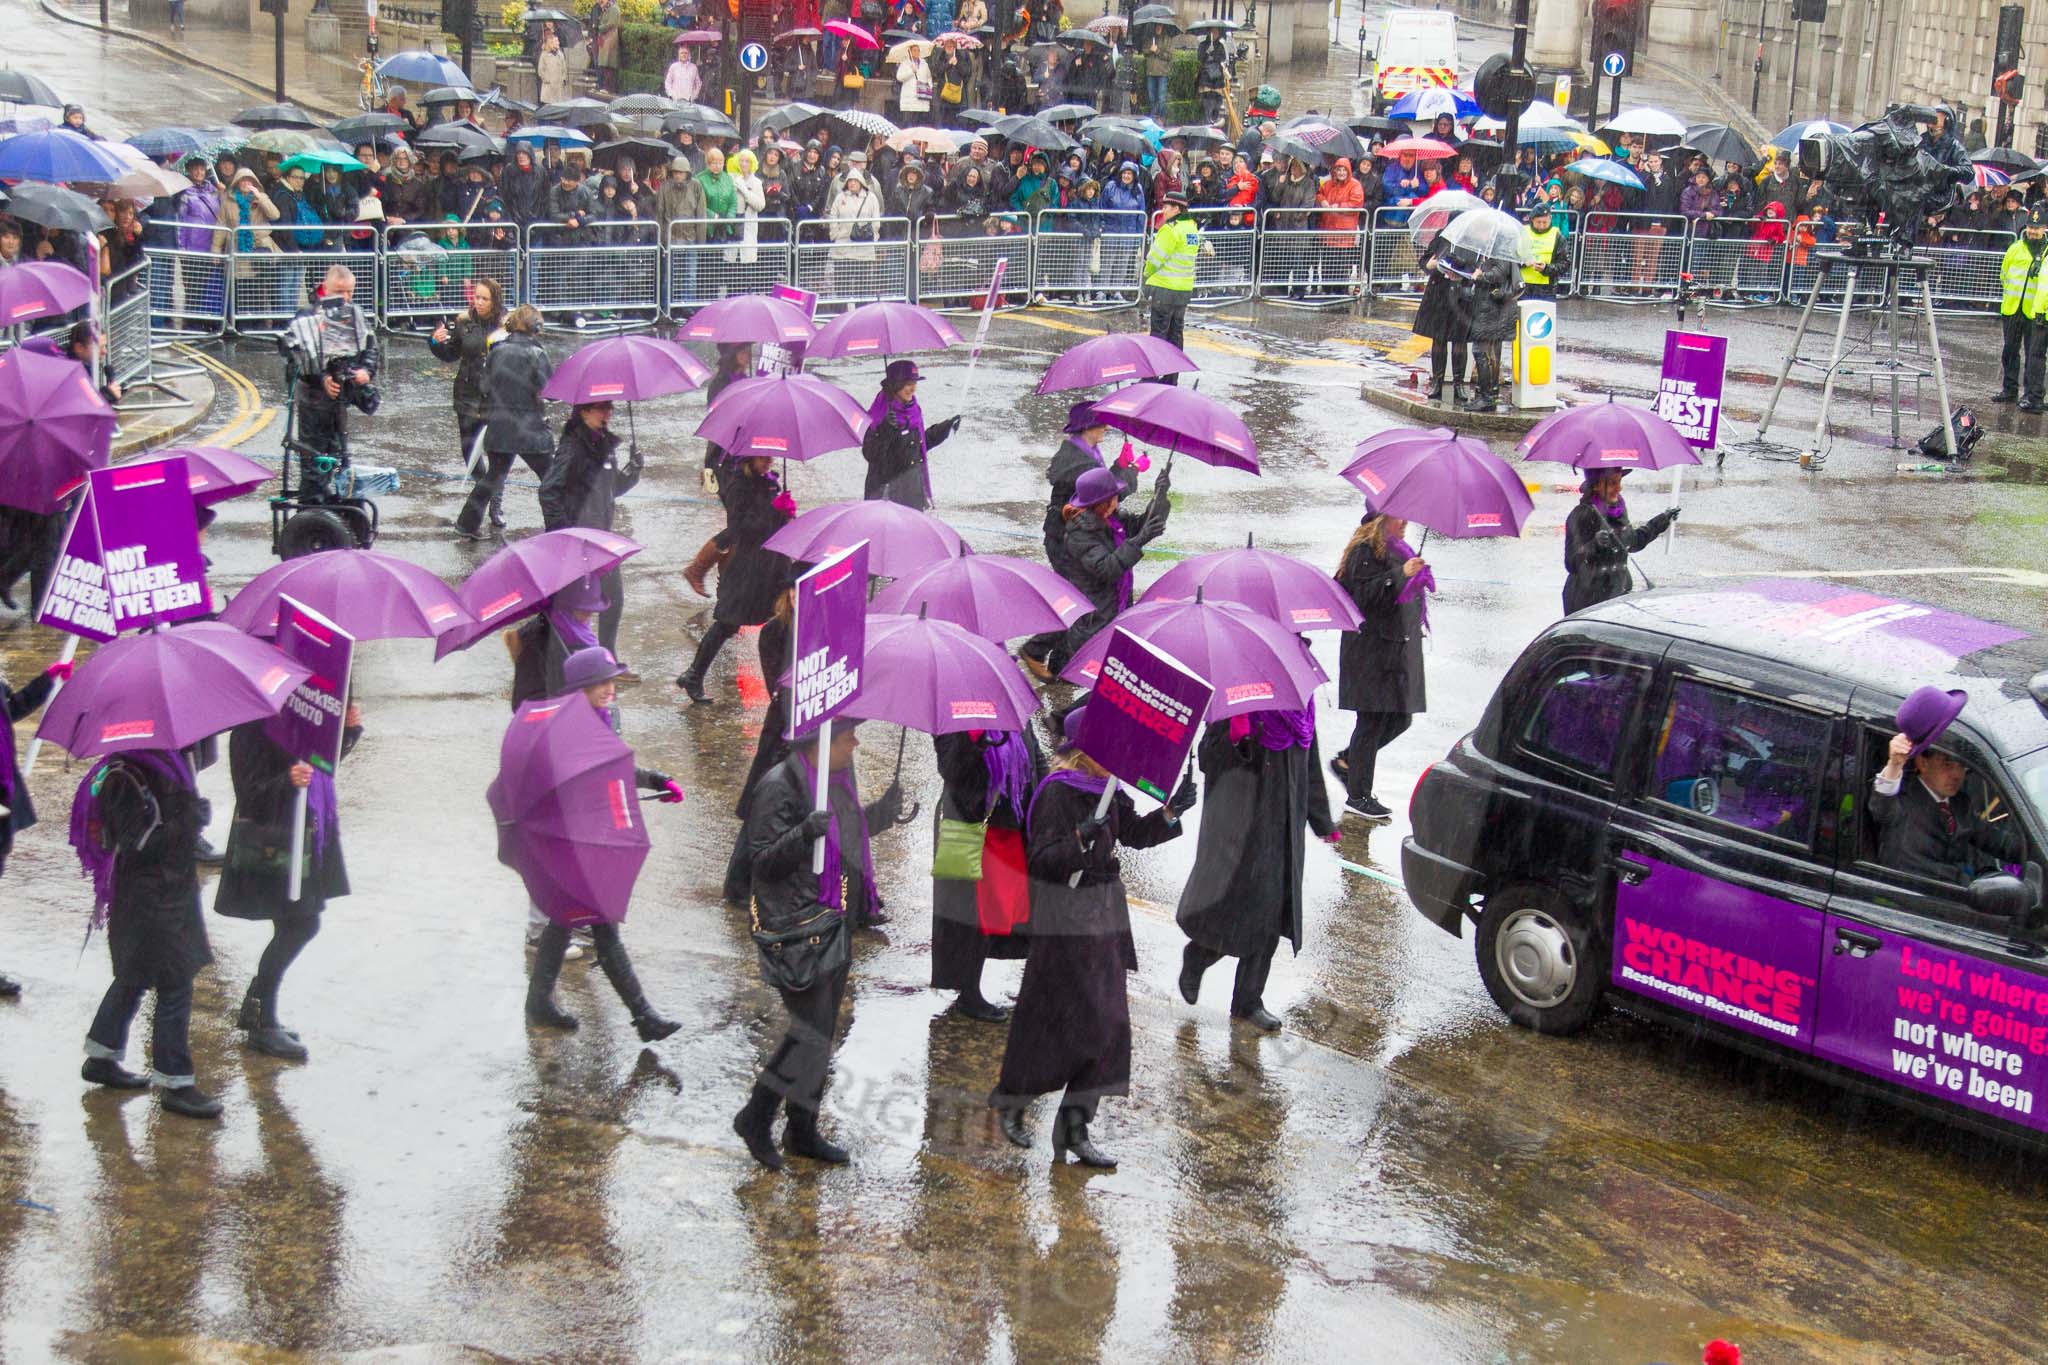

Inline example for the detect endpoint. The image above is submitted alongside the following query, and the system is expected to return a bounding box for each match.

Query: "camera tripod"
[1736,241,1959,467]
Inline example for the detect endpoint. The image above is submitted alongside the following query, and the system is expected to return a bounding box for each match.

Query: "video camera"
[320,354,382,417]
[1796,103,1972,251]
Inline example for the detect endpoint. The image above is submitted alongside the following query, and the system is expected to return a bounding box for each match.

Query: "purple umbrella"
[435,527,643,659]
[1516,397,1703,471]
[806,301,961,359]
[0,348,116,514]
[127,445,274,506]
[487,695,650,927]
[1340,427,1533,540]
[839,612,1041,734]
[1060,595,1326,720]
[1081,384,1258,472]
[0,260,94,327]
[539,334,710,404]
[696,374,870,461]
[36,621,310,759]
[677,294,818,345]
[764,499,962,577]
[219,548,471,641]
[869,552,1086,639]
[1140,537,1363,633]
[1035,333,1198,392]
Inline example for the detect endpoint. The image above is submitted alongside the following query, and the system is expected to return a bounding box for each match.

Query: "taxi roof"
[1570,578,2048,759]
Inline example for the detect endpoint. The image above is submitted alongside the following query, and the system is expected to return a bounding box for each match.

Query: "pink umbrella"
[824,18,880,47]
[219,548,471,641]
[1140,538,1363,632]
[0,261,94,327]
[488,695,651,927]
[1516,396,1702,471]
[1035,332,1197,392]
[130,445,275,505]
[764,499,961,577]
[0,347,116,514]
[677,293,818,345]
[1340,427,1532,539]
[36,621,310,759]
[673,28,722,43]
[539,334,709,404]
[1081,384,1258,472]
[869,552,1085,639]
[806,301,960,359]
[434,527,643,659]
[839,612,1040,734]
[1060,595,1325,721]
[695,373,870,461]
[1381,136,1457,159]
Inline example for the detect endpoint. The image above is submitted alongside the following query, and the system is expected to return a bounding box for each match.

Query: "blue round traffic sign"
[1527,309,1554,340]
[740,41,768,72]
[1602,51,1627,77]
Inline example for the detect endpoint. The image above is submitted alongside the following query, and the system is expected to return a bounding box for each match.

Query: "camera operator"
[280,264,380,460]
[1922,105,1972,183]
[1996,205,2048,410]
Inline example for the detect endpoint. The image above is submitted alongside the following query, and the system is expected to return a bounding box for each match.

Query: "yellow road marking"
[1004,308,1369,369]
[177,345,273,448]
[1386,335,1430,363]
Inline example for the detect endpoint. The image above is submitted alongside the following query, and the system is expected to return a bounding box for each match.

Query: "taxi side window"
[1516,658,1649,781]
[1852,726,2035,891]
[1647,679,1831,846]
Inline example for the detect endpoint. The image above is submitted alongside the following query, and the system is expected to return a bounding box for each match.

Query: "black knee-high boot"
[1426,339,1447,399]
[590,927,679,1042]
[526,922,578,1030]
[733,1081,785,1171]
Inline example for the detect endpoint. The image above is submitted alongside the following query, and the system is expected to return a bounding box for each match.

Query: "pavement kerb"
[109,363,216,456]
[35,0,353,121]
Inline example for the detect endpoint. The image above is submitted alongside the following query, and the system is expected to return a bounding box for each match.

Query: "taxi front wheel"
[1475,886,1607,1036]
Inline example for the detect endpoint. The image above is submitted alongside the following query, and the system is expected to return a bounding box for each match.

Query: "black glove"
[926,415,959,443]
[1076,814,1106,850]
[1139,495,1171,543]
[1167,772,1198,817]
[800,809,833,842]
[1593,527,1622,553]
[1658,507,1680,530]
[1152,462,1172,498]
[866,779,905,829]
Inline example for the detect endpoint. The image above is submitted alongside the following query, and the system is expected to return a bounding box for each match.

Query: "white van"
[1369,8,1460,112]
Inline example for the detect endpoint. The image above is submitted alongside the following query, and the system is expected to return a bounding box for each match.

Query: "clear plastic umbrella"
[1437,207,1538,265]
[1601,106,1687,138]
[1471,100,1579,133]
[1406,189,1489,244]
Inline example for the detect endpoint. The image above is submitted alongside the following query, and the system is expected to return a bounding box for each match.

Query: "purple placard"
[35,491,112,641]
[1655,330,1727,449]
[1073,628,1216,801]
[1813,920,2048,1135]
[786,540,869,741]
[263,594,356,772]
[756,284,818,377]
[84,455,211,633]
[1611,857,1824,1047]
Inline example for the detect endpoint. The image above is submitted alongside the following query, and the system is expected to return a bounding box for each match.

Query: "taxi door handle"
[1833,927,1881,958]
[1615,854,1651,886]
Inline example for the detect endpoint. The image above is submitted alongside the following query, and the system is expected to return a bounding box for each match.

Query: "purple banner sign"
[263,594,356,772]
[1074,627,1215,801]
[1655,330,1727,449]
[756,284,818,377]
[35,455,211,642]
[786,540,869,741]
[36,492,112,641]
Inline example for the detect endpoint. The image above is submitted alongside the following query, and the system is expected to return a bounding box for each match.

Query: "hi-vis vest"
[1145,215,1202,292]
[1520,224,1563,285]
[2000,237,2048,319]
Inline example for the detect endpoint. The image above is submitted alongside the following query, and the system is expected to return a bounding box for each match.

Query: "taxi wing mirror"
[1970,868,2039,920]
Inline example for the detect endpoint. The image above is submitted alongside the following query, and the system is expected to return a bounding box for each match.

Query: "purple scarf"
[306,767,338,862]
[1256,698,1316,750]
[981,730,1035,820]
[794,749,871,913]
[69,749,192,929]
[0,703,18,809]
[1589,493,1627,520]
[869,388,932,504]
[544,608,599,652]
[1028,765,1110,837]
[1390,536,1435,632]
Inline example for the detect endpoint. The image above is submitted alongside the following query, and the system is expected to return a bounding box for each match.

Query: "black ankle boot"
[999,1107,1033,1148]
[733,1083,785,1170]
[1051,1105,1116,1168]
[81,1056,150,1089]
[525,925,579,1031]
[1178,943,1205,1005]
[784,1104,850,1164]
[593,934,679,1042]
[160,1084,224,1120]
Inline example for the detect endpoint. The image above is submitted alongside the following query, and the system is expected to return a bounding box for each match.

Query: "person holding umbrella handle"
[1562,468,1675,615]
[1046,464,1170,679]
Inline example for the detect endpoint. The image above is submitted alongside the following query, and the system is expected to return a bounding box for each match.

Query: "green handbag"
[931,816,988,881]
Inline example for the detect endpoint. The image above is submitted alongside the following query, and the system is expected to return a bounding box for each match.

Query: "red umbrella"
[678,293,818,345]
[764,499,961,577]
[824,18,880,47]
[0,261,94,327]
[1340,427,1532,539]
[806,301,960,359]
[1140,538,1363,632]
[695,374,870,461]
[128,445,275,506]
[487,695,651,927]
[839,612,1040,734]
[0,348,115,514]
[1381,136,1458,159]
[1060,595,1325,721]
[219,548,471,641]
[869,552,1085,639]
[539,334,709,404]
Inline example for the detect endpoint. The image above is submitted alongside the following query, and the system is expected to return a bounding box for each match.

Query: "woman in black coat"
[539,402,640,652]
[457,303,553,539]
[861,359,959,508]
[676,454,794,704]
[1562,467,1675,615]
[0,661,64,995]
[1050,463,1169,674]
[722,586,794,905]
[931,726,1041,1021]
[215,706,364,1061]
[1459,253,1521,413]
[1413,234,1470,402]
[75,748,221,1118]
[989,707,1191,1167]
[1333,512,1431,822]
[1175,706,1337,1031]
[427,275,503,466]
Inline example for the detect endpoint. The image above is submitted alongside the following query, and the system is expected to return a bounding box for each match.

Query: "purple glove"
[44,660,72,682]
[1228,714,1251,744]
[658,780,685,804]
[772,489,797,516]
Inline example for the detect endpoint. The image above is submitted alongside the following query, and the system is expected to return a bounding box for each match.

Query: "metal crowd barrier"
[527,219,662,331]
[142,218,231,337]
[1367,205,1427,297]
[101,263,153,392]
[916,215,1032,311]
[1925,228,2013,313]
[793,216,912,313]
[666,217,796,311]
[1186,205,1255,305]
[1255,208,1362,307]
[1574,212,1686,301]
[230,224,378,335]
[1030,208,1144,309]
[1681,216,1785,305]
[381,222,521,327]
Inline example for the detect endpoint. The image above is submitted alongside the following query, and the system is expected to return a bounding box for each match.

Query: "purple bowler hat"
[1068,465,1124,508]
[558,646,628,695]
[1897,685,1967,760]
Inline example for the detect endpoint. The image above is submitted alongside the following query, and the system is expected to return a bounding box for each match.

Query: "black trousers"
[456,449,552,534]
[1344,710,1414,802]
[1183,937,1277,1013]
[1471,341,1502,398]
[2009,314,2048,404]
[86,967,195,1086]
[1148,291,1188,381]
[759,962,848,1115]
[249,914,320,1022]
[598,565,623,654]
[684,620,739,685]
[1429,339,1470,389]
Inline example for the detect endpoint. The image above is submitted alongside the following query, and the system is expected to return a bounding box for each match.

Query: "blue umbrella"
[0,128,132,184]
[127,126,207,160]
[505,124,594,146]
[376,50,473,87]
[1768,118,1848,151]
[1513,125,1583,151]
[1565,156,1643,189]
[1386,87,1480,121]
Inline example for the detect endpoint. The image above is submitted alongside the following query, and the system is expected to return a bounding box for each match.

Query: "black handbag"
[225,815,311,880]
[751,891,850,993]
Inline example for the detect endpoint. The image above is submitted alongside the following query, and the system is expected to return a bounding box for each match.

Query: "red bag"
[975,826,1030,936]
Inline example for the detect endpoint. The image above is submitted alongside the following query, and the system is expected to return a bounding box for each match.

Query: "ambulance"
[1367,8,1459,113]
